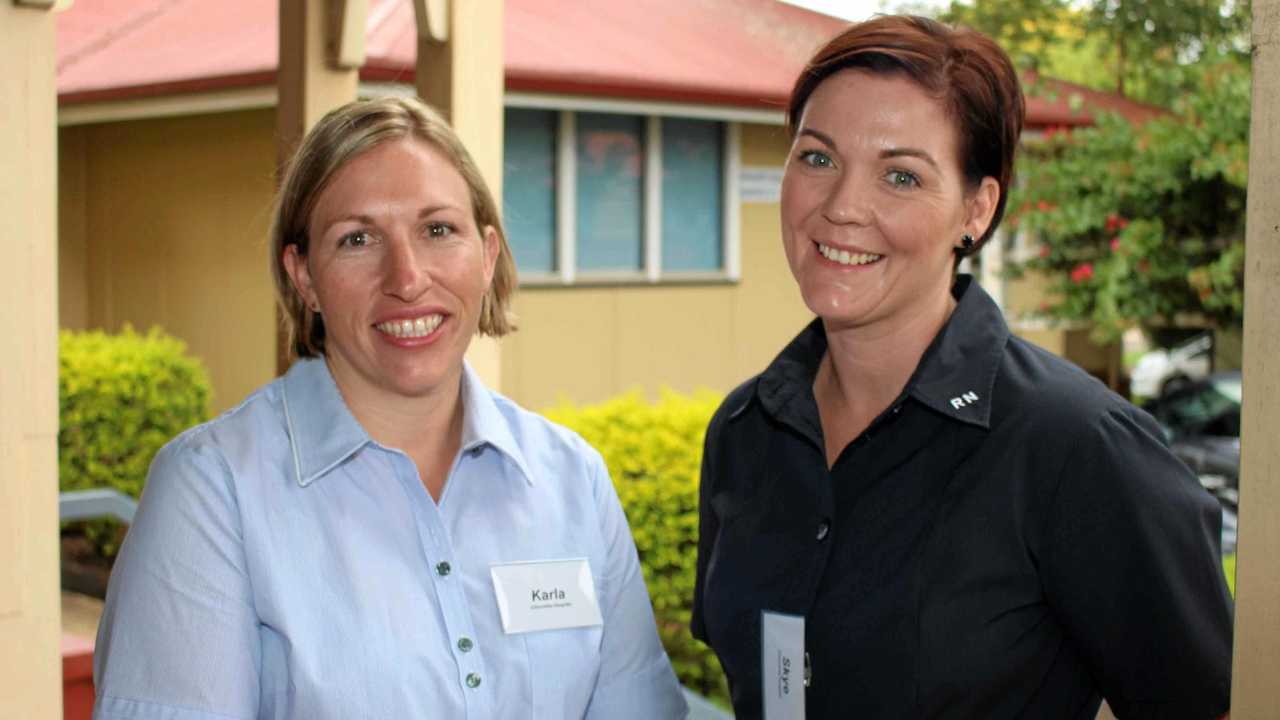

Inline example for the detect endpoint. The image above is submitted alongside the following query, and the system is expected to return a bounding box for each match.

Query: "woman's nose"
[381,238,432,300]
[821,172,871,226]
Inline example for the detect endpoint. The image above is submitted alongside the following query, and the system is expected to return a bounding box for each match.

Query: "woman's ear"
[965,176,1001,241]
[282,245,319,312]
[481,225,500,288]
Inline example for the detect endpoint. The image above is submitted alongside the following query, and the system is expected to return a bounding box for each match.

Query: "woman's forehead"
[798,69,961,162]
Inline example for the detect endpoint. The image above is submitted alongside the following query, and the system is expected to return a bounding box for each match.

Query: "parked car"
[1130,331,1214,399]
[1142,371,1241,554]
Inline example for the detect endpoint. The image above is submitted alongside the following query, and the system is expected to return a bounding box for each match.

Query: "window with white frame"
[502,106,738,284]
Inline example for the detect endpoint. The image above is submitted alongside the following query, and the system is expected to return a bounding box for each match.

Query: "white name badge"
[490,558,604,634]
[762,610,806,720]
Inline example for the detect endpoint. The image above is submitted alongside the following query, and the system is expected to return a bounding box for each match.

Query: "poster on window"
[740,166,785,204]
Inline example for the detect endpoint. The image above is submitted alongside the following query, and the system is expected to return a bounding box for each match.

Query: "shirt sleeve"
[690,410,721,644]
[1041,404,1233,720]
[93,437,261,720]
[582,448,689,720]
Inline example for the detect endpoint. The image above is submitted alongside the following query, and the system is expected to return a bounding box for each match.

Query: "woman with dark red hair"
[692,15,1232,719]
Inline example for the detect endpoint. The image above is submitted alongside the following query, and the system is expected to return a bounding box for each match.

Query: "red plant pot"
[62,634,95,720]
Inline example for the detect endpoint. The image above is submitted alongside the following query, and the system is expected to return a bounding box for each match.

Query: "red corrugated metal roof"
[55,0,1165,126]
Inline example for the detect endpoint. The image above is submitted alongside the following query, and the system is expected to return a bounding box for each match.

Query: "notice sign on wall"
[740,166,785,204]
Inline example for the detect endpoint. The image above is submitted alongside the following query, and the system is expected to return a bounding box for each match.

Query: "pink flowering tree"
[1006,60,1249,343]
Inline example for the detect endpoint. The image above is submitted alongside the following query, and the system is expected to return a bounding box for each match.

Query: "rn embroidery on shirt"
[950,391,980,410]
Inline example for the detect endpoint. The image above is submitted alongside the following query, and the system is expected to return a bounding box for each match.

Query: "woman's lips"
[374,313,444,339]
[816,242,883,267]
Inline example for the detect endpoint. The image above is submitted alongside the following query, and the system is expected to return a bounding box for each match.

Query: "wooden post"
[414,0,506,389]
[1231,0,1280,712]
[275,0,363,374]
[0,0,62,716]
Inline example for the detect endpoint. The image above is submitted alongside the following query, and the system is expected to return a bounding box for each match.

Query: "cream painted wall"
[59,110,279,413]
[59,127,90,331]
[499,122,812,411]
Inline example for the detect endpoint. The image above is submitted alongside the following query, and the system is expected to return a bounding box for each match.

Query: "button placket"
[400,450,490,713]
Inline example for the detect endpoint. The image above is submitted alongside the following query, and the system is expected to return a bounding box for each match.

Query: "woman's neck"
[328,360,465,502]
[814,285,957,466]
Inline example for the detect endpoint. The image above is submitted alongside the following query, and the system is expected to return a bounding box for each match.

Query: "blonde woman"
[94,97,687,720]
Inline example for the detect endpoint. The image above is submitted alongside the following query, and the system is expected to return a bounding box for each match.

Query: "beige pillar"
[1232,0,1280,712]
[415,0,506,390]
[275,0,363,373]
[0,1,62,716]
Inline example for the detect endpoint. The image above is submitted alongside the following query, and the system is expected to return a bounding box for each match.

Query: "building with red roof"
[54,0,1157,410]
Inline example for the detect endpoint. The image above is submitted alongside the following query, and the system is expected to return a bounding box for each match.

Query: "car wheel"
[1159,373,1192,397]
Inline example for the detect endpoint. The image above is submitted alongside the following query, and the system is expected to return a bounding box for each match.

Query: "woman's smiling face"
[283,137,498,406]
[780,68,997,334]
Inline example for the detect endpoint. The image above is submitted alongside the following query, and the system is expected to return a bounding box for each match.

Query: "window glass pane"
[661,118,723,271]
[575,113,644,271]
[503,108,557,274]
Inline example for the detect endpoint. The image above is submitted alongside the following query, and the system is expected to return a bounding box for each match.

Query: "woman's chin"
[802,288,875,327]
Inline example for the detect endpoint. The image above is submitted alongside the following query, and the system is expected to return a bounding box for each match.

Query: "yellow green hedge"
[59,327,211,556]
[546,390,729,703]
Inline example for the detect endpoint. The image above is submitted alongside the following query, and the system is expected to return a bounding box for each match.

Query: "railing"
[58,488,138,524]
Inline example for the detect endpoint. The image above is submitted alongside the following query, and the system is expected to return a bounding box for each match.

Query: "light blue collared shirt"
[93,358,687,719]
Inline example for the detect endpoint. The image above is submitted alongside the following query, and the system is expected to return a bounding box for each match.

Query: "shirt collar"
[457,362,536,486]
[280,357,371,487]
[754,275,1009,432]
[280,358,536,487]
[906,275,1009,429]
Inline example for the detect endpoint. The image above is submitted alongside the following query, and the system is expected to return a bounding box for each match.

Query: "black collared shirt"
[692,277,1233,719]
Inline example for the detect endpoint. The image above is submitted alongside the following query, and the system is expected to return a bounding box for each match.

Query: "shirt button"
[816,520,830,541]
[457,636,474,653]
[465,672,482,689]
[436,561,452,577]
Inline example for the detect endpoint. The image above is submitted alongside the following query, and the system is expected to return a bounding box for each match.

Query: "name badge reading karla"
[762,610,806,720]
[490,558,603,634]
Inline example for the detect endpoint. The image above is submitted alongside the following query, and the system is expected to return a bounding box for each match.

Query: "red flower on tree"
[1070,263,1094,283]
[1104,214,1131,234]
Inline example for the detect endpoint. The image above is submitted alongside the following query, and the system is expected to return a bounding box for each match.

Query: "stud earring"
[959,234,975,253]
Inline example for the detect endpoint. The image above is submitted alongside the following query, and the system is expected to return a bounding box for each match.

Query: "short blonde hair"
[270,96,517,359]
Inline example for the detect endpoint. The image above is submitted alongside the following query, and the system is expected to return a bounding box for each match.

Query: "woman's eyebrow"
[417,204,455,219]
[798,129,940,172]
[879,147,939,171]
[798,128,838,150]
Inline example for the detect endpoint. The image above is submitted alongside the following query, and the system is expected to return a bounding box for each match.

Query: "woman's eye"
[798,150,834,169]
[338,230,371,248]
[426,222,455,238]
[886,170,920,189]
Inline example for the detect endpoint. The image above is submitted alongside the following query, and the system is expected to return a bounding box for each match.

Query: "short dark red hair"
[788,15,1025,250]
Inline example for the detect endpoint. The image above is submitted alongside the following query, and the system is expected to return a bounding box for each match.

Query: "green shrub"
[59,326,212,557]
[546,390,729,704]
[1223,553,1236,597]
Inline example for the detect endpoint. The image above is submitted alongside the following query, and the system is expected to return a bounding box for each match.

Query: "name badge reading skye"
[490,558,603,634]
[762,610,806,720]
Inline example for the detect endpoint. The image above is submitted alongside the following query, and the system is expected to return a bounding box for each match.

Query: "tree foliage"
[915,0,1253,341]
[936,0,1251,105]
[1007,59,1250,342]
